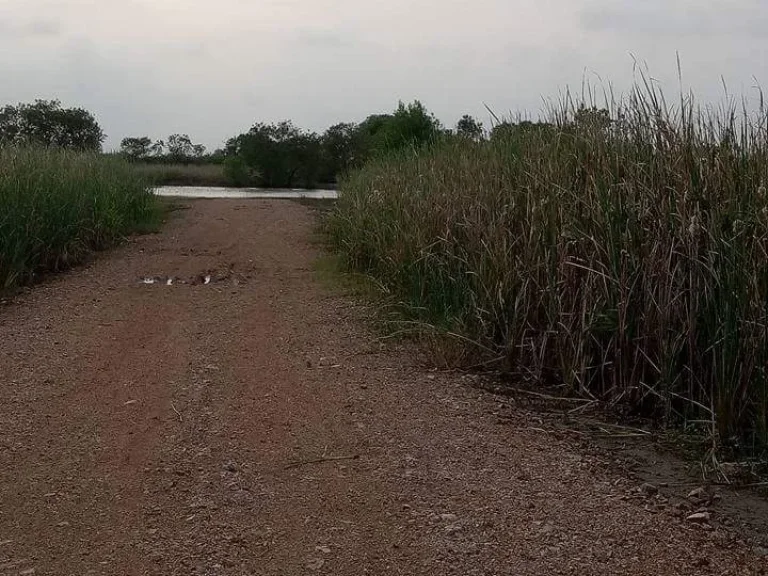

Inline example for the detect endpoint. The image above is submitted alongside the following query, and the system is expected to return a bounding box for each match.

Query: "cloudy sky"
[1,0,766,150]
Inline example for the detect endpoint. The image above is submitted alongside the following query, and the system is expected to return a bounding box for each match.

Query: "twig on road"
[284,454,360,470]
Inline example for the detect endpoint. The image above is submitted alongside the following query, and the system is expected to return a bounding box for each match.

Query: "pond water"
[154,186,338,200]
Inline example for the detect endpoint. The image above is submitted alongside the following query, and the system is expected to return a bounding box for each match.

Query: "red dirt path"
[0,200,764,575]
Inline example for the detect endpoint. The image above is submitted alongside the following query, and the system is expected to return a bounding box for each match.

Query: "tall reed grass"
[328,82,768,456]
[0,147,159,289]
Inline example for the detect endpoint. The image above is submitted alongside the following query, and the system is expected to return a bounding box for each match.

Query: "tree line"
[122,101,482,188]
[1,98,612,188]
[0,99,489,187]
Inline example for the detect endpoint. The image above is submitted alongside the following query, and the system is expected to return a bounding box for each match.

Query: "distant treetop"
[0,100,104,151]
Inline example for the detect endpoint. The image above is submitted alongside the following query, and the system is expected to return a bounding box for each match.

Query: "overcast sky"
[1,0,766,150]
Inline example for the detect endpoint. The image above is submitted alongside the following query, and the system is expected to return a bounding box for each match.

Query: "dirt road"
[0,200,764,575]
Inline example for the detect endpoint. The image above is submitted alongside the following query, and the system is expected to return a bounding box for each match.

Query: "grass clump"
[327,81,768,457]
[0,147,160,288]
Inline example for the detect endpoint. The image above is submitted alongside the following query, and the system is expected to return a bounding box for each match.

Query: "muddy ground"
[0,200,766,575]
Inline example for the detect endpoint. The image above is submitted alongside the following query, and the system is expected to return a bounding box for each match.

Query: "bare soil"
[0,200,766,575]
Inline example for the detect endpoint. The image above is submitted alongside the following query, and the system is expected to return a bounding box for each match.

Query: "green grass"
[133,162,228,187]
[313,252,378,297]
[327,81,768,458]
[0,147,161,289]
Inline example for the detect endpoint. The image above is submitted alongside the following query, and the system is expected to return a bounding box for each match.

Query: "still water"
[154,186,338,200]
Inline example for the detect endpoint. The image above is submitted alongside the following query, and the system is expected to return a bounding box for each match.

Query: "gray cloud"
[581,0,768,37]
[0,18,60,38]
[24,19,59,37]
[296,28,350,48]
[1,0,767,150]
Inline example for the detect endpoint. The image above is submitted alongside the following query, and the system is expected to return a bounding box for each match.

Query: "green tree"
[456,114,484,140]
[573,107,611,131]
[0,99,104,151]
[225,121,321,188]
[491,119,556,141]
[490,121,514,140]
[222,155,260,187]
[320,122,357,182]
[208,148,227,164]
[120,136,153,161]
[150,140,165,157]
[375,100,442,154]
[347,102,441,161]
[166,134,206,163]
[351,114,392,163]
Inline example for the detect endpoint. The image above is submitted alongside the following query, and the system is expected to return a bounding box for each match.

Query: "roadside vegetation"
[0,147,159,290]
[0,100,160,290]
[328,82,768,460]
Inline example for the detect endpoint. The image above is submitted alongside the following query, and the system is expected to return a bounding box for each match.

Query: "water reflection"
[154,186,338,200]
